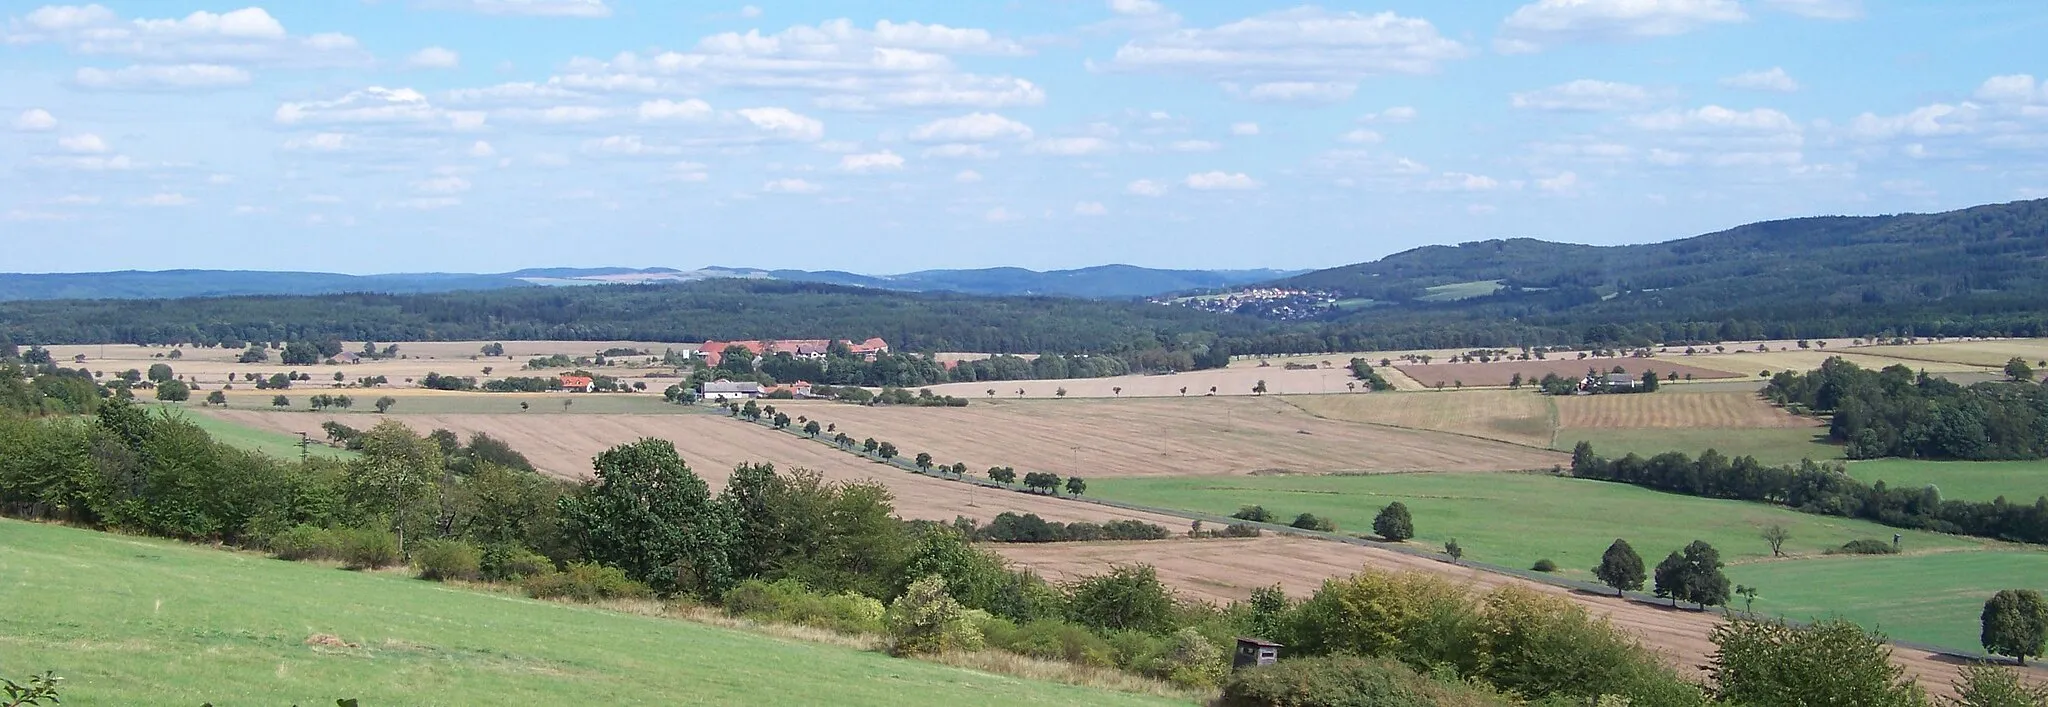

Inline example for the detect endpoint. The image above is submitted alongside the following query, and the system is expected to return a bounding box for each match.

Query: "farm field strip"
[762,396,1565,477]
[1551,427,1842,468]
[1846,459,2048,503]
[1856,340,2048,369]
[1673,349,1989,376]
[1554,391,1817,430]
[1393,358,1742,389]
[1281,391,1555,448]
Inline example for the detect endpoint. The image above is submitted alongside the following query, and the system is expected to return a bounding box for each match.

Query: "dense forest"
[1764,358,2048,460]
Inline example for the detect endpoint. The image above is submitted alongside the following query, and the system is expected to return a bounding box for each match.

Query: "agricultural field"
[155,405,355,460]
[185,387,686,416]
[1673,349,1989,377]
[1417,280,1506,302]
[42,341,693,393]
[197,408,1189,529]
[1551,427,1840,468]
[1856,339,2048,370]
[918,363,1355,399]
[1553,391,1815,430]
[0,519,1178,707]
[1281,390,1555,448]
[1730,551,2048,653]
[1392,358,1741,389]
[763,396,1564,477]
[1846,459,2048,503]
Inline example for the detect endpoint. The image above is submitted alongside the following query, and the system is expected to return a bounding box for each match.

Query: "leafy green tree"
[204,390,227,407]
[557,438,735,597]
[885,575,981,656]
[373,396,396,413]
[772,412,790,429]
[1709,617,1927,707]
[271,394,290,408]
[154,379,190,402]
[914,452,933,470]
[344,420,444,553]
[2006,357,2036,383]
[987,466,1016,484]
[1444,538,1463,563]
[146,363,174,383]
[281,341,320,365]
[1594,538,1645,596]
[1653,551,1687,606]
[862,437,878,454]
[802,420,820,437]
[876,442,897,460]
[1982,589,2048,666]
[1067,564,1177,634]
[1064,476,1086,496]
[1640,370,1660,392]
[1679,540,1732,608]
[1371,501,1413,542]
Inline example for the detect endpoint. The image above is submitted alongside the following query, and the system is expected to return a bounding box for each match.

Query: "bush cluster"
[523,562,651,602]
[957,512,1170,543]
[722,579,886,635]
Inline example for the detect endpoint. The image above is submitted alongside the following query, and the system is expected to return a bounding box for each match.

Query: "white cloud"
[1362,106,1418,123]
[304,194,345,204]
[911,113,1033,142]
[1427,172,1500,191]
[762,178,822,194]
[421,0,613,17]
[953,169,983,183]
[467,140,496,157]
[75,63,250,90]
[1628,105,1799,132]
[1230,122,1260,136]
[1761,0,1862,20]
[736,107,825,141]
[639,98,713,121]
[1339,129,1383,144]
[446,81,588,104]
[1721,67,1800,93]
[922,143,999,160]
[1171,139,1221,152]
[739,5,763,19]
[131,193,193,207]
[840,150,905,173]
[1536,171,1580,193]
[1975,75,2047,104]
[413,175,472,195]
[1467,204,1498,215]
[667,162,711,182]
[1104,8,1466,101]
[583,135,682,156]
[275,87,486,130]
[984,206,1021,222]
[1184,171,1260,190]
[282,132,353,152]
[1847,103,1979,140]
[13,109,58,131]
[1109,0,1167,16]
[1511,79,1653,111]
[407,46,461,69]
[495,105,613,123]
[1127,179,1169,196]
[10,6,364,67]
[1497,0,1746,53]
[1027,137,1115,156]
[29,155,139,171]
[58,133,109,153]
[1074,201,1109,216]
[393,197,461,210]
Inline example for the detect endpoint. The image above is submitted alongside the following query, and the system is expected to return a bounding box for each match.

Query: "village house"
[559,375,596,393]
[697,337,891,367]
[329,351,361,365]
[763,380,814,398]
[701,379,763,401]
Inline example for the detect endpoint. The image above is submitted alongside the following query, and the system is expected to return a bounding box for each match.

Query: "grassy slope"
[152,404,354,460]
[1846,459,2048,503]
[1551,427,1842,467]
[1730,551,2048,652]
[0,519,1181,707]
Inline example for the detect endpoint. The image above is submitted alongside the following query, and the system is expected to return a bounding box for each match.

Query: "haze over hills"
[0,264,1300,302]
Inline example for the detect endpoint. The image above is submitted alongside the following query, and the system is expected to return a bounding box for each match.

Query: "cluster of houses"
[696,338,890,367]
[699,379,815,402]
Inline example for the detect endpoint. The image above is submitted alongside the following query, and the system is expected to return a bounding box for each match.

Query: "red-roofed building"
[697,338,890,366]
[559,375,594,393]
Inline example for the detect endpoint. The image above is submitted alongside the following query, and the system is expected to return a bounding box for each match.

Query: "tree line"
[1765,357,2048,460]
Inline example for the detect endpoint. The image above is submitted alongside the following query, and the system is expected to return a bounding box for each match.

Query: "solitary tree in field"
[272,394,291,408]
[1760,524,1791,558]
[1055,387,1068,398]
[1209,386,1217,395]
[2006,357,2036,383]
[1594,538,1646,596]
[987,389,995,397]
[1735,584,1760,615]
[374,396,396,414]
[1444,538,1463,564]
[1253,380,1267,395]
[1372,502,1413,542]
[1653,551,1687,606]
[1983,589,2048,665]
[1180,386,1188,396]
[1112,387,1122,396]
[205,390,227,407]
[987,466,1016,484]
[1065,476,1086,496]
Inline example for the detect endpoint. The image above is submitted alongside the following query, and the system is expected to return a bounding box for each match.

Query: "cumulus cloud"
[1536,171,1580,193]
[953,169,983,183]
[58,133,109,153]
[1230,122,1260,136]
[8,5,365,67]
[1027,137,1115,156]
[1974,75,2048,104]
[911,113,1033,142]
[840,150,905,173]
[1109,0,1167,16]
[1628,105,1798,132]
[494,105,613,123]
[922,143,1000,160]
[1426,172,1500,191]
[1511,79,1653,111]
[275,87,486,130]
[1184,171,1260,190]
[418,0,613,17]
[1721,67,1799,93]
[281,132,353,152]
[467,140,496,157]
[737,107,825,141]
[1127,179,1169,196]
[1761,0,1862,20]
[1362,106,1418,123]
[762,178,822,194]
[407,46,461,69]
[1103,8,1466,102]
[13,109,58,131]
[638,98,713,121]
[75,64,251,90]
[1171,139,1221,152]
[583,135,683,156]
[1074,201,1108,216]
[1497,0,1746,53]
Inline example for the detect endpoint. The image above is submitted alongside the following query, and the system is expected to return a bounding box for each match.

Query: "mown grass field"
[0,519,1182,707]
[1551,426,1842,467]
[1729,550,2048,652]
[151,404,355,460]
[1085,472,2026,651]
[1846,459,2048,503]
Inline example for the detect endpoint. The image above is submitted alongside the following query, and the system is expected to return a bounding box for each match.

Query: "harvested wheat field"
[770,396,1564,478]
[919,364,1355,400]
[1555,391,1817,430]
[197,409,1186,528]
[1393,359,1741,389]
[1280,390,1555,448]
[996,536,1982,693]
[45,340,691,390]
[1856,339,2048,369]
[1675,349,1988,376]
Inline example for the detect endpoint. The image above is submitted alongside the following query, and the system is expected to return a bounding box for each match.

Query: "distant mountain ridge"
[0,264,1302,302]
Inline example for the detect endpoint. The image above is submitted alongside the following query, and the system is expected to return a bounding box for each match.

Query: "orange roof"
[559,375,594,387]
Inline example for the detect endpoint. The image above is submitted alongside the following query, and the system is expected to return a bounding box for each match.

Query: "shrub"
[1531,558,1558,573]
[268,525,338,561]
[885,575,983,656]
[524,562,652,602]
[722,579,887,636]
[1219,654,1509,707]
[1827,539,1900,555]
[479,544,554,581]
[334,527,400,570]
[1156,626,1226,689]
[411,538,482,582]
[1215,523,1263,538]
[982,618,1116,667]
[1232,505,1275,523]
[1291,513,1336,532]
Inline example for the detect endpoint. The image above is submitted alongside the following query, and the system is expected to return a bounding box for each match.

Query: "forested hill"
[0,279,1273,354]
[1276,198,2048,308]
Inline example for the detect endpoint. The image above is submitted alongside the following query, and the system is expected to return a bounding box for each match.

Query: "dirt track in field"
[198,409,1188,528]
[1555,391,1820,429]
[996,536,1994,694]
[764,396,1565,478]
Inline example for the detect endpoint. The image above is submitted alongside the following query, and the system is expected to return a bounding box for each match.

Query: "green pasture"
[1846,459,2048,504]
[1552,427,1842,467]
[1727,550,2048,653]
[0,518,1180,707]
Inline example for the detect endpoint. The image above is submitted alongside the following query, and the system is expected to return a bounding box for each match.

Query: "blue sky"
[4,0,2046,275]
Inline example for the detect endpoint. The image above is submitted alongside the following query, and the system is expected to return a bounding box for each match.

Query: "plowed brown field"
[1555,391,1817,429]
[764,396,1564,477]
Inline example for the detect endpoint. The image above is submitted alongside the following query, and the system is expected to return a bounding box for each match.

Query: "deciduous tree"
[1982,589,2048,666]
[1594,538,1645,596]
[557,438,735,597]
[1371,501,1413,542]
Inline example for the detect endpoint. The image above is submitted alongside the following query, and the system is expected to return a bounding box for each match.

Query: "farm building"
[763,380,814,398]
[698,338,891,367]
[701,379,763,401]
[559,375,595,393]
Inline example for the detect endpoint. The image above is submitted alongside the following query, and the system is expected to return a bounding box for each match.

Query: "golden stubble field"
[1554,391,1817,429]
[1281,390,1556,448]
[767,396,1565,477]
[42,341,691,389]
